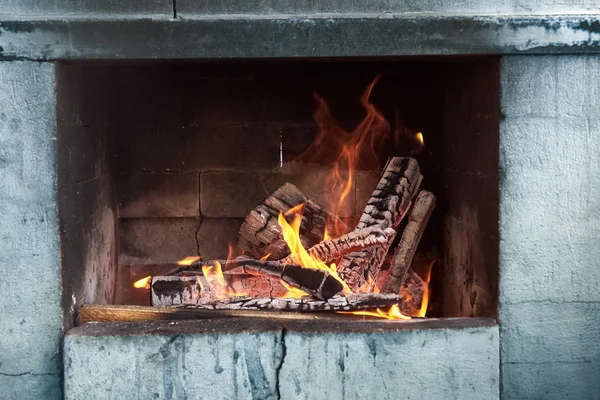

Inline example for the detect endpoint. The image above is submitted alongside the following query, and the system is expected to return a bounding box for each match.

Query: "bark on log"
[281,226,396,265]
[400,270,426,316]
[383,190,436,294]
[173,293,402,311]
[237,183,348,260]
[337,157,422,291]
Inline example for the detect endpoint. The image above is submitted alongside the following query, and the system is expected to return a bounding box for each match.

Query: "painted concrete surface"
[178,0,600,15]
[64,320,499,399]
[2,16,600,61]
[0,0,172,18]
[0,62,61,398]
[500,55,600,399]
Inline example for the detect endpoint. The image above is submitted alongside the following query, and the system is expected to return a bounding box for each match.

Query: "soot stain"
[244,349,273,400]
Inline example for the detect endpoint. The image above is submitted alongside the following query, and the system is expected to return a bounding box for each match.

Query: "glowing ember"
[133,276,151,289]
[177,256,201,266]
[340,304,411,320]
[415,132,424,146]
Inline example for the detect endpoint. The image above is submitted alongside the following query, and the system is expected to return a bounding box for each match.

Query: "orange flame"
[415,132,424,146]
[416,260,434,318]
[177,256,201,266]
[281,281,309,299]
[133,276,152,289]
[296,76,390,238]
[278,204,351,293]
[340,304,411,320]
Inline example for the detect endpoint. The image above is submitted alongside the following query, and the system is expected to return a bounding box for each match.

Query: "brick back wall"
[113,62,439,264]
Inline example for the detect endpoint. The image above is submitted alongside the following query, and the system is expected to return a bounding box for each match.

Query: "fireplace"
[3,3,600,399]
[56,59,499,325]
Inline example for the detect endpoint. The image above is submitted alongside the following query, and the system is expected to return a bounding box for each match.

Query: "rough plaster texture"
[0,0,173,19]
[500,55,600,399]
[64,321,499,399]
[0,62,61,398]
[178,0,600,15]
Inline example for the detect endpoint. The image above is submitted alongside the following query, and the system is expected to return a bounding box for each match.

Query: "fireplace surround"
[1,2,600,399]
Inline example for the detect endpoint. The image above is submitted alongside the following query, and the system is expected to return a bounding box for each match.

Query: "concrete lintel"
[0,15,600,61]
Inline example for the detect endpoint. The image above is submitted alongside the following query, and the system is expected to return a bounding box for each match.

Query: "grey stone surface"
[0,62,61,397]
[118,173,200,218]
[119,218,200,265]
[178,0,600,15]
[0,0,172,18]
[64,320,498,399]
[500,55,600,399]
[196,218,244,259]
[1,16,600,61]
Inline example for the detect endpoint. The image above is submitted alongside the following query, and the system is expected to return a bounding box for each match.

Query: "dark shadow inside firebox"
[56,57,499,329]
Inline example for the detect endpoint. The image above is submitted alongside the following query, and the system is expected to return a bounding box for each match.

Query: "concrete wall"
[499,55,600,398]
[0,0,172,18]
[64,319,499,400]
[177,0,600,16]
[0,62,61,398]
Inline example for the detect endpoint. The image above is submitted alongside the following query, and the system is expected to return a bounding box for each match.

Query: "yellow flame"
[260,253,271,261]
[278,205,351,293]
[177,256,201,266]
[133,276,151,289]
[416,132,424,145]
[281,281,309,299]
[416,260,434,317]
[340,304,411,320]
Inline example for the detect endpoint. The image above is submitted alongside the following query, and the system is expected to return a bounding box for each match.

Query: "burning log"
[383,190,436,294]
[281,226,396,265]
[153,258,344,306]
[400,270,427,316]
[222,257,343,300]
[337,157,423,290]
[170,293,402,312]
[237,183,348,260]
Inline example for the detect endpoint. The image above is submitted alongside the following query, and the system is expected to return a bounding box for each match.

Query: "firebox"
[56,58,499,327]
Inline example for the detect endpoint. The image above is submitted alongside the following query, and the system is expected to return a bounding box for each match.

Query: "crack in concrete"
[274,327,288,400]
[0,372,59,377]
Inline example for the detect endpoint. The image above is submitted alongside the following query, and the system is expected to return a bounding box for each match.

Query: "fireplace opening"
[56,58,499,328]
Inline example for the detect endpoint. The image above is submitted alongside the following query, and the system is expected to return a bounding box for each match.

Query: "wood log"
[237,183,348,260]
[153,258,344,305]
[78,304,335,324]
[400,270,426,316]
[337,157,422,291]
[383,190,436,294]
[221,257,343,300]
[281,226,396,265]
[176,293,402,312]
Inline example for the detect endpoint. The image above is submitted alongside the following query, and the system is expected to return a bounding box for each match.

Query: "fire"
[281,281,309,299]
[133,276,151,289]
[278,204,351,293]
[177,256,201,266]
[296,76,390,238]
[416,260,434,317]
[341,304,411,320]
[415,132,424,146]
[201,261,248,299]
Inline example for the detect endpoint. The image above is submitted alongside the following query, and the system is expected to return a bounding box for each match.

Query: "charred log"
[383,190,436,294]
[282,226,396,265]
[237,183,348,260]
[175,293,402,312]
[337,157,422,290]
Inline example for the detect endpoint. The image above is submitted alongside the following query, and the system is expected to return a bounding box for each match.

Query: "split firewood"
[281,226,396,265]
[237,183,348,260]
[383,190,436,294]
[337,157,422,290]
[171,293,402,312]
